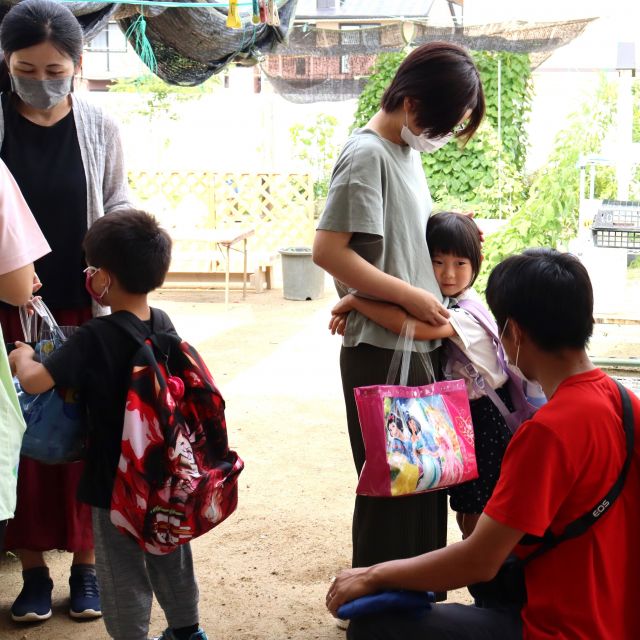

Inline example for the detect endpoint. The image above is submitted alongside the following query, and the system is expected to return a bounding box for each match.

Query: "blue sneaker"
[153,629,208,640]
[69,565,102,619]
[10,567,53,622]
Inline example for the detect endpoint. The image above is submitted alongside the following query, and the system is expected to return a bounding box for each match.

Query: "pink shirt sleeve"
[0,159,51,275]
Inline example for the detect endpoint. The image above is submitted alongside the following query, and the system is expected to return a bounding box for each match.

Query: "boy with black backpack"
[10,210,242,640]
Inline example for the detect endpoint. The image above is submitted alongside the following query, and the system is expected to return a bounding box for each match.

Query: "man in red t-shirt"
[327,249,640,640]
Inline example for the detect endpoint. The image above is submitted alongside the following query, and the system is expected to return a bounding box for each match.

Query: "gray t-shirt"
[317,128,443,352]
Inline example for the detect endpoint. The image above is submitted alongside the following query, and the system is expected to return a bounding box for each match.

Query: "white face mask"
[400,112,453,153]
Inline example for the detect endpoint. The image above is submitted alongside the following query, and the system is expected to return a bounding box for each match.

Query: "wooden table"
[207,227,255,307]
[169,227,255,307]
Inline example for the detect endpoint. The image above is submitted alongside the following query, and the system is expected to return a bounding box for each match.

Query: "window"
[86,21,128,53]
[339,23,381,48]
[86,21,128,73]
[362,26,381,47]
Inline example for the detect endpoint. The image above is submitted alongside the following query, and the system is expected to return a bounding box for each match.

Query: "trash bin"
[279,247,325,300]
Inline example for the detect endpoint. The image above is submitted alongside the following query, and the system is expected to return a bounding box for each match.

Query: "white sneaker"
[336,617,350,631]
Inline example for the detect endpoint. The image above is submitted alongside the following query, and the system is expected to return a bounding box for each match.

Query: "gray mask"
[10,75,73,110]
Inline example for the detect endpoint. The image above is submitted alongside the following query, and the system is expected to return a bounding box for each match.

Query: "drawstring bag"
[15,299,86,464]
[354,322,477,497]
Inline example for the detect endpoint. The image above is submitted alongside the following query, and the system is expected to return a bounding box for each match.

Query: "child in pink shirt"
[0,158,50,548]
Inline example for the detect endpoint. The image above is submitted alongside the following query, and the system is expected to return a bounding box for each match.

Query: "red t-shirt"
[485,369,640,640]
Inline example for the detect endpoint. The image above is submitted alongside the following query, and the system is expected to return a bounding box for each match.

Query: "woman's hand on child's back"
[403,289,449,326]
[457,210,484,243]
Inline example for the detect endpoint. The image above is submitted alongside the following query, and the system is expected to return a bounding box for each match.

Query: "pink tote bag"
[354,322,477,497]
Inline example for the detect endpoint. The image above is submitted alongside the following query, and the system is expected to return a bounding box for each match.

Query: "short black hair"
[83,210,172,294]
[0,0,83,92]
[427,212,483,287]
[381,41,485,142]
[485,248,594,351]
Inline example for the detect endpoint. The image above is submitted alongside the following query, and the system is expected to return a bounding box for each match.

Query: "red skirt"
[2,306,95,552]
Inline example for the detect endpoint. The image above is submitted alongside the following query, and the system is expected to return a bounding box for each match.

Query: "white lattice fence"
[128,171,315,273]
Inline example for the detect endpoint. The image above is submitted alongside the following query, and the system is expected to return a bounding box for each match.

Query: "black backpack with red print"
[104,309,243,555]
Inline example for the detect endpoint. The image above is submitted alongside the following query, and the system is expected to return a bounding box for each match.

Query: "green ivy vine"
[351,50,533,220]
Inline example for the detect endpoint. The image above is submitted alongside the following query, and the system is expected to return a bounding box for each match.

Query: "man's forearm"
[364,515,524,594]
[368,539,497,593]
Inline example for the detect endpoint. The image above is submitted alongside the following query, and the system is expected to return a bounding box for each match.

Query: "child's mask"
[84,266,110,306]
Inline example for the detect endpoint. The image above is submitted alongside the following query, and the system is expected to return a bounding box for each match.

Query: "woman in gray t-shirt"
[313,42,485,583]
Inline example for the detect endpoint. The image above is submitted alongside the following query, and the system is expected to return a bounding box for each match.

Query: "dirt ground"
[1,280,639,640]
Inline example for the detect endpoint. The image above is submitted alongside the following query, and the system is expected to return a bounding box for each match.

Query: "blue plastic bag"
[17,381,86,464]
[337,590,434,620]
[15,300,86,464]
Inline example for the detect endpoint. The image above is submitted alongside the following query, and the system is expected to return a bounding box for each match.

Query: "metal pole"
[497,56,502,219]
[225,244,230,309]
[592,357,640,368]
[617,69,633,200]
[616,42,635,200]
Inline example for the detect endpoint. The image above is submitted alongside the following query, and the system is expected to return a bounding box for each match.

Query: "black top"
[44,308,177,508]
[1,95,90,309]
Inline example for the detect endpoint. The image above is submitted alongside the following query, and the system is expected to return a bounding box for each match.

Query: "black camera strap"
[518,380,635,566]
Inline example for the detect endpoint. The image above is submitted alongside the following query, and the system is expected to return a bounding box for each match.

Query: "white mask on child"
[500,318,521,371]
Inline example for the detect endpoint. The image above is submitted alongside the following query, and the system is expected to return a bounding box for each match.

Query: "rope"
[124,12,157,73]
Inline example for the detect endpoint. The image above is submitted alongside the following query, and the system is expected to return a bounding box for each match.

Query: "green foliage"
[350,52,406,133]
[629,255,640,270]
[350,50,533,220]
[290,114,340,199]
[108,75,220,120]
[476,75,618,292]
[474,52,532,173]
[350,49,637,295]
[633,82,640,144]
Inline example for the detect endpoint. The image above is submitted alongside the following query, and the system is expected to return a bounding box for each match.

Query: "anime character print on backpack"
[107,310,244,555]
[10,210,242,640]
